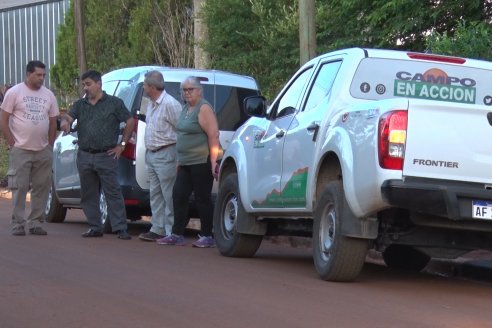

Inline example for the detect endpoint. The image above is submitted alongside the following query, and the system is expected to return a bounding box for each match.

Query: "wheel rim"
[45,187,52,216]
[222,193,238,239]
[319,204,336,262]
[100,192,108,224]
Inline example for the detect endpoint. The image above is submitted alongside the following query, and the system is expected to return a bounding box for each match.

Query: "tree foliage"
[202,0,492,97]
[51,0,193,102]
[316,0,492,53]
[52,0,492,101]
[426,21,492,60]
[201,0,299,98]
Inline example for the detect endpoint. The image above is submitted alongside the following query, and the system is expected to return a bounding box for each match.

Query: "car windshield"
[113,80,138,110]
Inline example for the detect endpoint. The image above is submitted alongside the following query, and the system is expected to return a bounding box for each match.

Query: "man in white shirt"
[138,71,182,241]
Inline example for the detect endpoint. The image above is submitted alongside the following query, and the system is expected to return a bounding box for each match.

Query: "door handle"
[307,122,320,142]
[276,130,285,138]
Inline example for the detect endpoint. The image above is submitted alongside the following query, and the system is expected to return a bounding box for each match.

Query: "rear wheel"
[382,245,430,271]
[313,181,368,282]
[45,182,67,223]
[213,173,263,257]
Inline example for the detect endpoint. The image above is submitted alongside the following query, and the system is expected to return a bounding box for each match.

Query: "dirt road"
[0,198,491,328]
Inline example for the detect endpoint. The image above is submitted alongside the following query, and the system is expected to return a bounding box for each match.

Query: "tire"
[382,245,430,271]
[99,191,112,233]
[45,181,67,223]
[213,173,263,257]
[313,181,368,282]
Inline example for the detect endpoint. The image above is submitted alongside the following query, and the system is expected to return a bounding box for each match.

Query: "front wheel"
[45,181,67,223]
[213,173,263,257]
[99,191,112,233]
[313,180,368,282]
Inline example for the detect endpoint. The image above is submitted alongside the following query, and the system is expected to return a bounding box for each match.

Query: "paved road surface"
[1,198,492,328]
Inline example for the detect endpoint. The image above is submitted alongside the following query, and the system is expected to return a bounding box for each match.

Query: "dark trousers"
[77,150,128,232]
[172,161,214,236]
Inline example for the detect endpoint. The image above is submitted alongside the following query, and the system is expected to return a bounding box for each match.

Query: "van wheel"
[382,245,430,271]
[214,173,263,257]
[313,181,368,282]
[99,191,112,233]
[45,181,67,223]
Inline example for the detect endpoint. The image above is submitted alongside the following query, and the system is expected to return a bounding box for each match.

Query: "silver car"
[46,66,260,232]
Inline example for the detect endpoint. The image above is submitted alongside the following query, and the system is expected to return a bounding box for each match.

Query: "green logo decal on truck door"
[252,168,308,208]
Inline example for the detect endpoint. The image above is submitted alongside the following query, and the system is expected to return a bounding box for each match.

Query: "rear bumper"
[381,178,492,220]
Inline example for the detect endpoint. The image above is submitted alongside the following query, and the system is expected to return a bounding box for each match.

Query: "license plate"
[472,200,492,220]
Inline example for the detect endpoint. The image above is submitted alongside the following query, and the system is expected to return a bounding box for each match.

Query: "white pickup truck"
[213,48,492,281]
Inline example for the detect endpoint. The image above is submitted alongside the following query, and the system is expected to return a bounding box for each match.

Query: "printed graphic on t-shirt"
[23,96,49,125]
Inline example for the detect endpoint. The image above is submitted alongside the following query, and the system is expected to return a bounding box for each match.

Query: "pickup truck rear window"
[350,58,490,106]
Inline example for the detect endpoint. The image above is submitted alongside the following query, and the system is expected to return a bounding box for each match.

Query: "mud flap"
[340,196,378,239]
[236,212,267,235]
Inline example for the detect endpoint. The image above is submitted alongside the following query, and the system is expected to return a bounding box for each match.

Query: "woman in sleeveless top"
[157,76,220,248]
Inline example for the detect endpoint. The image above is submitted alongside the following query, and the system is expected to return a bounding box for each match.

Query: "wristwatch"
[120,141,126,148]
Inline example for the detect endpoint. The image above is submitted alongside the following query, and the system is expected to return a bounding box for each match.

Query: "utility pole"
[193,0,209,69]
[74,0,87,97]
[299,0,316,65]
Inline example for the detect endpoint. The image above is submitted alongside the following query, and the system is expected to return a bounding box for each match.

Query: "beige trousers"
[7,146,52,231]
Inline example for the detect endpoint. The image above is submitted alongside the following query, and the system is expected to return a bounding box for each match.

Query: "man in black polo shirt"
[60,70,135,240]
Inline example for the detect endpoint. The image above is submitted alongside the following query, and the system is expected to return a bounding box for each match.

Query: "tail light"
[378,110,407,170]
[121,116,138,161]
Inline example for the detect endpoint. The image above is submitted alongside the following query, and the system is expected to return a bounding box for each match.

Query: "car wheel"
[213,173,263,257]
[45,181,67,223]
[99,191,112,233]
[313,180,368,282]
[382,244,430,271]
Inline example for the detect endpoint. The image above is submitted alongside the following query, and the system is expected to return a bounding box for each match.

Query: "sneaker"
[29,227,48,236]
[81,229,103,238]
[138,231,164,241]
[156,234,186,246]
[192,235,215,248]
[117,230,132,240]
[12,226,26,236]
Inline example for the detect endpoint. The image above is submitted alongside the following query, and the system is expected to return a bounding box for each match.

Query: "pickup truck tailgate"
[403,100,492,184]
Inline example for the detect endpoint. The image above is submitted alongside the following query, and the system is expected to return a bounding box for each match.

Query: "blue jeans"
[76,150,128,232]
[146,145,177,236]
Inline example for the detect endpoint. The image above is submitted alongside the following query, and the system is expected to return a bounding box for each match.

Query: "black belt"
[150,143,176,153]
[80,148,111,154]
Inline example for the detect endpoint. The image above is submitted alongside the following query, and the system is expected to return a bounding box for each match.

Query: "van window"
[135,80,259,131]
[114,80,138,110]
[304,61,342,112]
[215,85,259,131]
[351,57,482,105]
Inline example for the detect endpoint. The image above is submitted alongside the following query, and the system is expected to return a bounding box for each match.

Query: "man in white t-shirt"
[0,61,60,236]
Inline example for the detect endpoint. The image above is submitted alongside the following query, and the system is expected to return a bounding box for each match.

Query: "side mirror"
[243,95,267,117]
